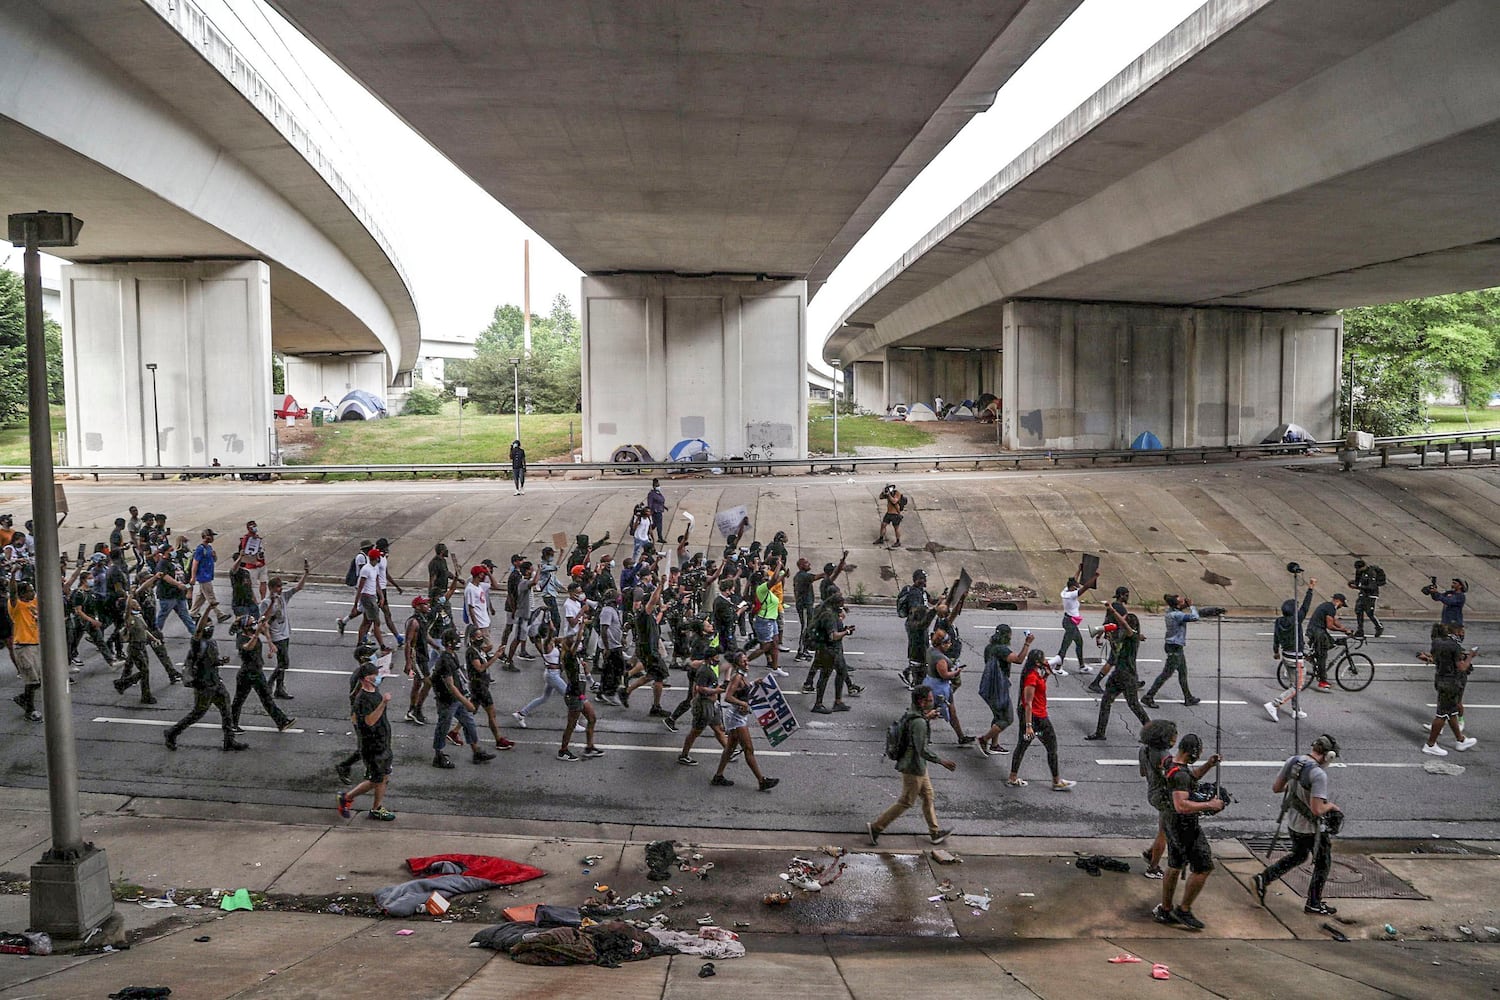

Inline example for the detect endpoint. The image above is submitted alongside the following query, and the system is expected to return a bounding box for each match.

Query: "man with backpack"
[1153,733,1224,929]
[897,569,933,690]
[1251,734,1344,916]
[875,484,908,548]
[867,686,955,846]
[1348,560,1385,638]
[165,616,246,752]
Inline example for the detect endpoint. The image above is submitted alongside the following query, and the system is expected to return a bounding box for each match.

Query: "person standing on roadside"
[1251,735,1343,916]
[261,562,309,700]
[646,478,668,543]
[337,661,396,822]
[510,439,527,495]
[867,686,955,845]
[1143,595,1202,709]
[875,484,907,548]
[188,529,229,624]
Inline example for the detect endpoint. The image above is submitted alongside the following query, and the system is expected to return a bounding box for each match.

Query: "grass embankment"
[1425,404,1500,436]
[806,401,933,455]
[285,402,579,475]
[0,405,66,466]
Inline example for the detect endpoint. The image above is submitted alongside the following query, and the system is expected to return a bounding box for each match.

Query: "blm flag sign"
[748,675,799,746]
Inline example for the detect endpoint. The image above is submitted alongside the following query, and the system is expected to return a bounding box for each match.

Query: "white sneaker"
[1263,701,1279,723]
[1078,664,1093,674]
[512,711,528,728]
[1456,737,1478,752]
[1422,742,1448,756]
[1294,710,1308,719]
[772,667,790,678]
[1053,667,1069,677]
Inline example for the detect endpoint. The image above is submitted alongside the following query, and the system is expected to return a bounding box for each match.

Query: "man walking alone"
[867,686,955,845]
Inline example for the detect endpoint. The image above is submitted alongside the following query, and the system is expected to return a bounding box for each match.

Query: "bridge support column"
[580,274,807,461]
[1000,300,1341,450]
[60,261,273,468]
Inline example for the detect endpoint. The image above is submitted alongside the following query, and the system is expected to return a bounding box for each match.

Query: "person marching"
[229,615,297,736]
[1007,649,1076,791]
[1251,734,1344,916]
[261,561,309,700]
[1348,560,1385,638]
[977,624,1031,757]
[430,628,496,769]
[1084,612,1151,741]
[1142,595,1202,709]
[1265,579,1315,723]
[867,686,954,845]
[1418,624,1478,756]
[710,651,779,790]
[1058,571,1097,675]
[337,660,396,822]
[165,616,246,752]
[112,596,166,705]
[556,622,606,762]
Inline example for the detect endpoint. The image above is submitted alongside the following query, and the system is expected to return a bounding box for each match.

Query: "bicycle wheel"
[1335,652,1375,692]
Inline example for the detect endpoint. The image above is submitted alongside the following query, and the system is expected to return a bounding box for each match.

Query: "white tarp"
[906,403,938,422]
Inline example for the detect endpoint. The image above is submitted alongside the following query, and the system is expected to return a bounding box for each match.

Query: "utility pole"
[522,239,532,359]
[7,211,115,939]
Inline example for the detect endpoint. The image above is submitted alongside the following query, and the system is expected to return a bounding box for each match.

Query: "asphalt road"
[1,585,1493,841]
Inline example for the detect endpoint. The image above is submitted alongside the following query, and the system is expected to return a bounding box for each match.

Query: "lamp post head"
[509,357,520,366]
[145,363,158,371]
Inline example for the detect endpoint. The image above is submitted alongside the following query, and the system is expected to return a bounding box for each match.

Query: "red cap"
[471,565,489,577]
[367,547,382,559]
[570,565,586,577]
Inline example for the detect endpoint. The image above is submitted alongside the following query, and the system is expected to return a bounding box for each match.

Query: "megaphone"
[1088,623,1119,640]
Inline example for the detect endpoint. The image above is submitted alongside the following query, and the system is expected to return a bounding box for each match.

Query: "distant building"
[807,362,843,401]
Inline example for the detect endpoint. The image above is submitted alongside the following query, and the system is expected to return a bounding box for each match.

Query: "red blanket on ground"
[406,853,546,886]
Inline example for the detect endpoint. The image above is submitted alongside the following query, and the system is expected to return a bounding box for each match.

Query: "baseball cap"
[1332,593,1348,603]
[367,547,382,559]
[202,528,216,538]
[356,660,380,679]
[90,552,106,564]
[471,564,489,577]
[570,565,586,577]
[412,595,431,608]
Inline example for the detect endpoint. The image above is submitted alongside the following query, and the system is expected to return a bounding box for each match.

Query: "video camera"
[1190,781,1232,806]
[1198,606,1227,617]
[1422,575,1439,595]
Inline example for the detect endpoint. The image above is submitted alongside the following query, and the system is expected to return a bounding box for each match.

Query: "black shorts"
[1165,815,1214,873]
[988,701,1014,729]
[471,683,494,709]
[1435,679,1464,718]
[691,699,721,731]
[564,692,587,713]
[361,748,392,783]
[882,512,903,527]
[642,654,669,682]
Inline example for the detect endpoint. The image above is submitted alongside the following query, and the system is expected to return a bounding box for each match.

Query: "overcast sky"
[12,0,1207,367]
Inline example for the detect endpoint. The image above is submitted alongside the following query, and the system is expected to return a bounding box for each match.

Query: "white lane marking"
[506,739,809,757]
[218,665,349,677]
[1093,759,1424,768]
[1425,704,1500,709]
[973,625,1063,631]
[93,717,304,734]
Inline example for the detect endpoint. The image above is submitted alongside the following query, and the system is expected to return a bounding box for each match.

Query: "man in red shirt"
[237,520,269,602]
[1006,650,1077,791]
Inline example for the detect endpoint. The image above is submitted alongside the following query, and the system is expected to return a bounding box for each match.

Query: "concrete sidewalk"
[9,459,1500,619]
[0,788,1496,998]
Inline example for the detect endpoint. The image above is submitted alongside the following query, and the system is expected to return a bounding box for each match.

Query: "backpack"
[344,558,359,588]
[1370,565,1387,587]
[884,713,914,762]
[898,494,909,511]
[895,585,912,618]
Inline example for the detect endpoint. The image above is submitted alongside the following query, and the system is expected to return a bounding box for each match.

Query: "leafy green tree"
[446,294,581,414]
[44,317,64,404]
[271,353,285,395]
[0,270,68,420]
[1342,288,1500,435]
[401,382,443,416]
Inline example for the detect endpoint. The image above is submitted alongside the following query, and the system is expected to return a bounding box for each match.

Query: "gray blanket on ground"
[374,871,496,916]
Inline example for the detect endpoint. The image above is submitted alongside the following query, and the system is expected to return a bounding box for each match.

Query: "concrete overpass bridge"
[265,0,1087,461]
[0,0,418,466]
[823,0,1500,450]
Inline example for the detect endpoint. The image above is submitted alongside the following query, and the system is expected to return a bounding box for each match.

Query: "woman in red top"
[1007,649,1077,791]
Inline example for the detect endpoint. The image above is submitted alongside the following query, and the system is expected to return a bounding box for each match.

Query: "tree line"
[440,294,581,415]
[0,269,64,425]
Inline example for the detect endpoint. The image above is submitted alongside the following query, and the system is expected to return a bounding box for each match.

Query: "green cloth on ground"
[219,888,253,912]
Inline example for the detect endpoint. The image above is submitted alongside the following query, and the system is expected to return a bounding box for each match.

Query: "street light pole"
[7,211,114,939]
[510,357,521,443]
[145,362,163,478]
[831,359,840,459]
[455,385,468,442]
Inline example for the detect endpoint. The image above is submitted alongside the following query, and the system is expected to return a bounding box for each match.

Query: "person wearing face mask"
[1007,650,1077,791]
[338,660,396,821]
[237,520,268,601]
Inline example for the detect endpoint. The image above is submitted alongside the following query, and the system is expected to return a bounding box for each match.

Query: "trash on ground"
[1321,922,1349,942]
[0,931,51,955]
[1423,761,1466,776]
[396,929,414,937]
[193,936,211,943]
[931,849,962,865]
[138,897,178,909]
[762,891,793,906]
[961,892,992,912]
[699,961,716,978]
[1152,964,1171,981]
[219,889,254,912]
[1384,924,1398,936]
[107,989,173,1000]
[1107,953,1142,964]
[375,854,545,917]
[820,845,846,859]
[1458,925,1474,936]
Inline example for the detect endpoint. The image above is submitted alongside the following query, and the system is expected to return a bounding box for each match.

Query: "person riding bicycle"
[1306,593,1350,692]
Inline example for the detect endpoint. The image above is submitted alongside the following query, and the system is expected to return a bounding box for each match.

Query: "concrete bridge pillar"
[1000,299,1340,450]
[580,274,807,462]
[60,260,273,468]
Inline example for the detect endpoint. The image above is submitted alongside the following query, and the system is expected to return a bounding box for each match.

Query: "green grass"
[806,401,934,455]
[1425,404,1500,436]
[286,401,581,472]
[0,405,67,466]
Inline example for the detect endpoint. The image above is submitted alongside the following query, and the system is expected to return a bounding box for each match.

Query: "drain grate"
[1238,838,1427,900]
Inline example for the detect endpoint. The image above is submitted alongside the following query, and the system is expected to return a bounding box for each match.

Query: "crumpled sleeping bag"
[647,929,747,959]
[470,920,663,968]
[511,926,597,966]
[375,853,546,916]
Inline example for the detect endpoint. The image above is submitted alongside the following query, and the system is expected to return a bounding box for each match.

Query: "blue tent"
[1130,430,1163,450]
[336,389,387,421]
[669,438,712,462]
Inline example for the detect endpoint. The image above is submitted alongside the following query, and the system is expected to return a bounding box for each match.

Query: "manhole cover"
[1238,839,1426,900]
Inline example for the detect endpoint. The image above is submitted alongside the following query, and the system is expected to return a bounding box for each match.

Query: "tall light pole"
[7,211,114,939]
[510,357,521,443]
[831,359,841,459]
[455,385,468,442]
[145,362,163,479]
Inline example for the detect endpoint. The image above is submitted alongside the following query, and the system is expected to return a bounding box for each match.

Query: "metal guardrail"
[5,426,1500,481]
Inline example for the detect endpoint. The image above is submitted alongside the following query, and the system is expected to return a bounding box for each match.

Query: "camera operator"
[1143,595,1206,710]
[1423,577,1467,639]
[1153,733,1224,930]
[1306,592,1351,692]
[875,484,907,548]
[1251,734,1343,916]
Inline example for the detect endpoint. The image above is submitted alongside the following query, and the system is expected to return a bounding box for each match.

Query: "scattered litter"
[1384,924,1398,936]
[219,889,254,912]
[395,929,415,937]
[700,926,739,942]
[194,936,211,943]
[1107,953,1142,964]
[0,931,51,956]
[698,962,716,978]
[425,892,451,916]
[1423,761,1466,776]
[695,915,715,926]
[930,849,962,865]
[107,989,172,1000]
[581,855,604,866]
[820,845,846,859]
[733,922,750,929]
[138,897,178,909]
[762,891,793,906]
[1484,926,1500,938]
[961,892,992,912]
[1458,925,1475,937]
[1151,964,1171,981]
[334,876,347,882]
[1017,893,1035,898]
[326,903,345,915]
[1321,922,1349,942]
